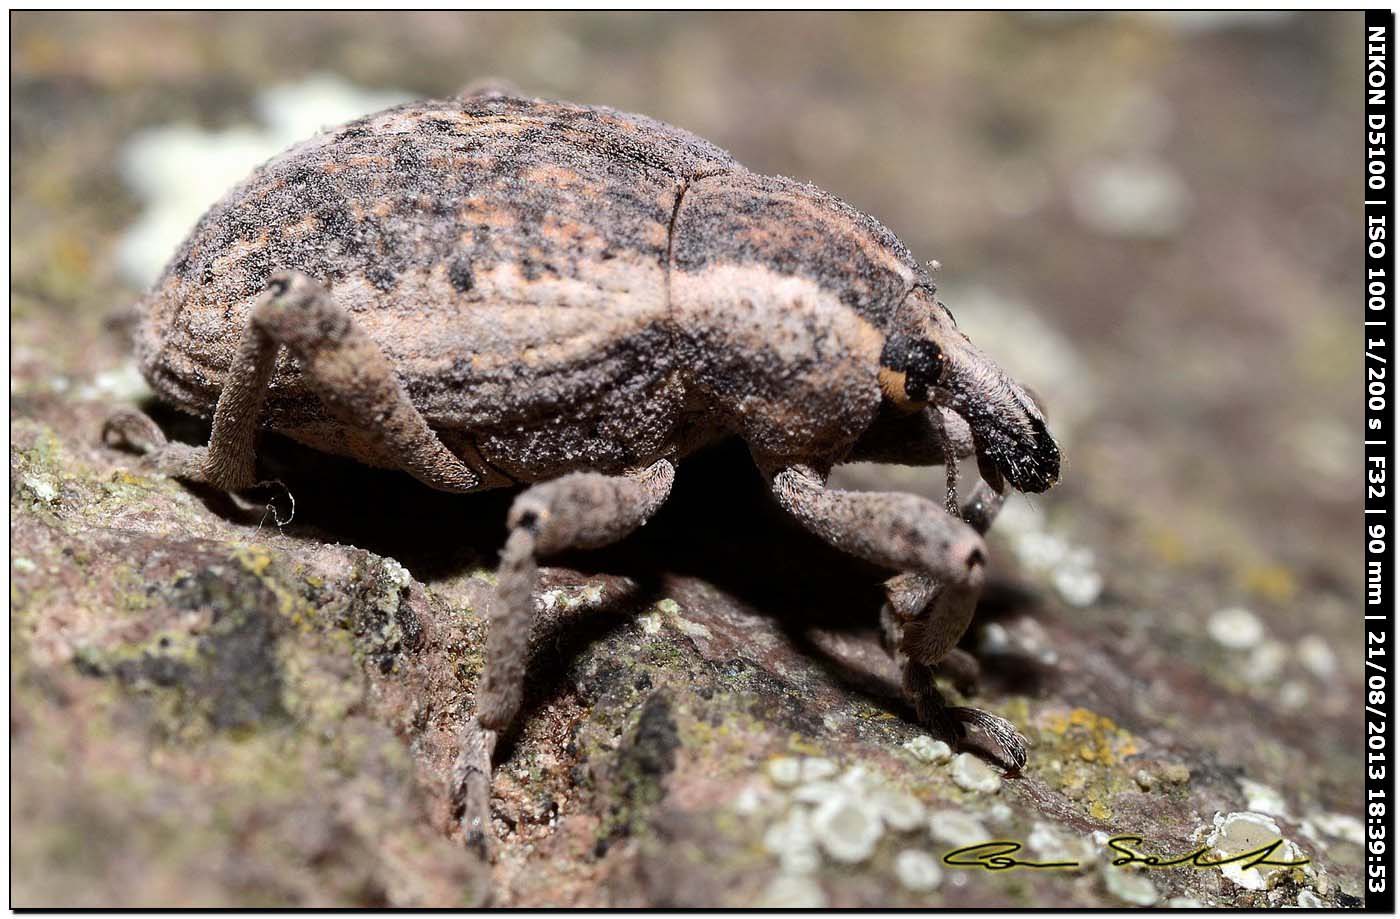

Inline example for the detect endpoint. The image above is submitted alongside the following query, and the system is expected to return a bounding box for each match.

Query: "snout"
[938,348,1062,494]
[983,413,1061,493]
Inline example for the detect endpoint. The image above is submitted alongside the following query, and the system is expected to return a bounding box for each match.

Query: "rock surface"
[11,11,1364,908]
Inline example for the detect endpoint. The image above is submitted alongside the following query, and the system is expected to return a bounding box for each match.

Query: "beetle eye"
[879,333,945,405]
[902,338,944,401]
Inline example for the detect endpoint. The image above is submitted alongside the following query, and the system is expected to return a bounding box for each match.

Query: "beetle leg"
[885,595,981,694]
[934,648,982,696]
[880,476,1007,680]
[454,459,676,849]
[451,714,498,860]
[104,271,483,494]
[767,464,1026,769]
[103,408,220,482]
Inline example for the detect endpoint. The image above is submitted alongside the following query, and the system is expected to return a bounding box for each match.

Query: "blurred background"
[11,11,1364,907]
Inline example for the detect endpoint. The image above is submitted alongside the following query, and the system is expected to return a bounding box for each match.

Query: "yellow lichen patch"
[1236,563,1298,604]
[108,470,149,487]
[1144,527,1188,565]
[233,543,274,578]
[1043,708,1140,766]
[231,543,314,625]
[786,737,826,757]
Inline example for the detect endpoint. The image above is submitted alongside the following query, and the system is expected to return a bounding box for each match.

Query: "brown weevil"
[105,85,1061,851]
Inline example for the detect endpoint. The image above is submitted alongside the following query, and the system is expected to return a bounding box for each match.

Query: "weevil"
[105,85,1061,850]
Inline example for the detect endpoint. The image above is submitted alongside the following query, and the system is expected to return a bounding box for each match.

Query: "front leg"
[768,464,1026,768]
[881,478,1007,691]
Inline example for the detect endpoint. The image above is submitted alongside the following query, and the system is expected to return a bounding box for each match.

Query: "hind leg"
[452,460,676,851]
[104,271,481,493]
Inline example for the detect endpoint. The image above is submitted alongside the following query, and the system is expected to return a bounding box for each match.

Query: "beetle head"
[880,286,1061,494]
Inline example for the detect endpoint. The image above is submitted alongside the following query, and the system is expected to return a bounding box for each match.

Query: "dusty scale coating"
[134,92,959,482]
[110,86,1062,855]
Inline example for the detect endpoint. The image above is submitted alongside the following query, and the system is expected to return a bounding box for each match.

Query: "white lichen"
[734,784,781,818]
[1202,811,1310,891]
[779,847,821,876]
[894,849,943,893]
[991,500,1103,608]
[765,756,802,788]
[117,74,411,286]
[673,617,713,641]
[978,622,1012,656]
[928,810,991,847]
[1244,641,1288,683]
[1297,635,1337,679]
[1239,779,1288,817]
[1296,889,1325,908]
[382,557,412,590]
[22,474,58,505]
[838,765,870,789]
[809,793,884,864]
[1303,812,1364,847]
[792,780,845,807]
[80,363,151,403]
[1278,680,1310,711]
[763,807,814,857]
[1027,822,1095,870]
[1103,864,1160,906]
[1208,607,1264,650]
[1054,565,1105,608]
[757,874,826,908]
[869,788,927,833]
[903,735,952,763]
[1069,157,1191,240]
[951,753,1002,794]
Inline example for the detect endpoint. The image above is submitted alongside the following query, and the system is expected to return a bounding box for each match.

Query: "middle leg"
[452,459,676,851]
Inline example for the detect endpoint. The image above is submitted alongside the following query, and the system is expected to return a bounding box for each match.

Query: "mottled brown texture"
[131,91,1055,493]
[135,93,736,482]
[119,88,1061,849]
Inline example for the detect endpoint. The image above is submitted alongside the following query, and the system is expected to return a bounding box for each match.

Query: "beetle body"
[116,91,1061,843]
[134,93,1014,487]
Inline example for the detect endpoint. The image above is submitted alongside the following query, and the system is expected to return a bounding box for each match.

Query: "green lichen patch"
[596,691,681,852]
